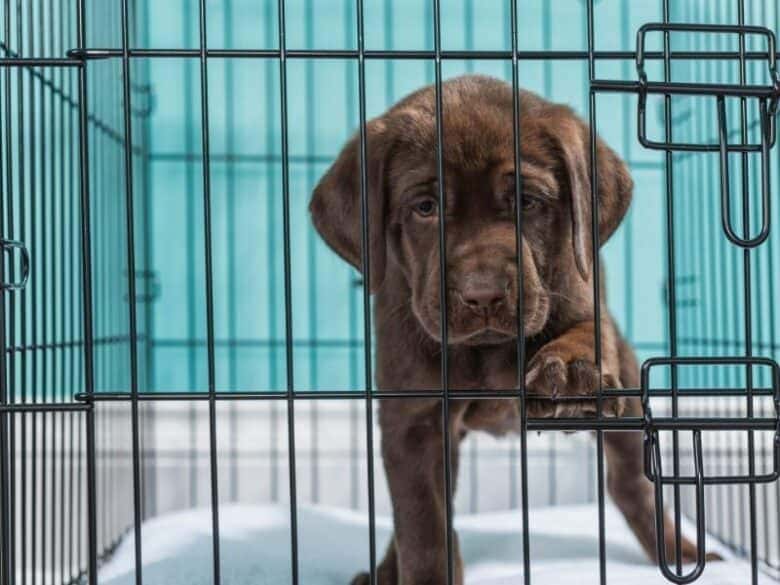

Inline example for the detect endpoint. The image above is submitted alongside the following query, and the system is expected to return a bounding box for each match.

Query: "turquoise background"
[2,0,779,398]
[116,0,780,394]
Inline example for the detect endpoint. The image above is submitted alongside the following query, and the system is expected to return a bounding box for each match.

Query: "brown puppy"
[310,74,699,585]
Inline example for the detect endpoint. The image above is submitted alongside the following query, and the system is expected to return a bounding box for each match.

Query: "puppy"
[311,74,700,585]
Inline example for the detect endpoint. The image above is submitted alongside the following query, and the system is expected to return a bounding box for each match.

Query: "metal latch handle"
[1,238,30,291]
[647,429,707,584]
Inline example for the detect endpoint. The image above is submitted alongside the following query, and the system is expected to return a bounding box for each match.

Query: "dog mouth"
[460,328,515,346]
[416,311,523,346]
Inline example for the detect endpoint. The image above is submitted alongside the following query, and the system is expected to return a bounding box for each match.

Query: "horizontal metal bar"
[654,472,778,486]
[645,355,780,368]
[66,47,780,62]
[73,388,777,401]
[0,57,83,67]
[0,403,90,413]
[144,336,780,353]
[68,392,777,431]
[593,79,780,99]
[150,152,664,171]
[639,22,778,35]
[76,445,780,460]
[530,418,778,432]
[151,152,334,164]
[73,390,578,401]
[4,334,138,354]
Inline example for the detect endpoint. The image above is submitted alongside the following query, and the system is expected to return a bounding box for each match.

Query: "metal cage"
[2,0,780,584]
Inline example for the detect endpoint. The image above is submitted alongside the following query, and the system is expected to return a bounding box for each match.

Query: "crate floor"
[99,502,761,584]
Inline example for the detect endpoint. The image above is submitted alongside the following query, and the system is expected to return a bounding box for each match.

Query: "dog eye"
[506,193,541,214]
[522,196,540,211]
[413,199,438,217]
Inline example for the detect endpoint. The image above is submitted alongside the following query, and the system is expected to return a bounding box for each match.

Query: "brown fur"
[310,75,704,585]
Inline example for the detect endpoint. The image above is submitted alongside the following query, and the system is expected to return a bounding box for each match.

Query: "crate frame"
[1,1,780,585]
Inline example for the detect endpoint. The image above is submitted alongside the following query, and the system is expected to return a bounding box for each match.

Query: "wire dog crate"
[2,0,780,584]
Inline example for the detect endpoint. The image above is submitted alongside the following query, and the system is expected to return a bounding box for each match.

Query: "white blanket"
[100,503,769,584]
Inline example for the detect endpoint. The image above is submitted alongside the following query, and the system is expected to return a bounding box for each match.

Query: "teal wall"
[74,0,780,394]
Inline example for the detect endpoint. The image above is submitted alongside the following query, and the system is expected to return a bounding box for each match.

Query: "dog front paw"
[524,349,624,418]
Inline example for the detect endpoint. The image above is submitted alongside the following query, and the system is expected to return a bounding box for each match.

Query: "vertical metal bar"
[276,1,300,582]
[66,3,78,574]
[119,0,144,580]
[9,0,28,585]
[75,0,98,580]
[38,0,50,576]
[354,0,377,582]
[660,0,683,575]
[540,0,558,507]
[509,0,530,582]
[27,1,39,578]
[727,0,741,555]
[585,1,607,583]
[736,3,758,582]
[16,0,28,578]
[698,0,719,540]
[431,1,454,583]
[195,0,222,581]
[69,0,82,568]
[0,58,9,585]
[0,0,14,580]
[37,0,49,576]
[712,0,733,549]
[348,0,361,512]
[96,56,105,547]
[47,0,58,576]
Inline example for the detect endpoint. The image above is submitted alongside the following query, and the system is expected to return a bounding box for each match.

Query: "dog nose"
[459,277,508,310]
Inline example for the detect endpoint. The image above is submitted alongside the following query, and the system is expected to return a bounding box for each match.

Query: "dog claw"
[524,351,625,419]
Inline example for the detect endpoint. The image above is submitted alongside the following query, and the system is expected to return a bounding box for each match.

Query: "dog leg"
[351,401,464,585]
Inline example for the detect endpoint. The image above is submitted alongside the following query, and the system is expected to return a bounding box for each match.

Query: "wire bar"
[431,1,455,583]
[276,0,301,582]
[585,2,608,583]
[659,3,684,575]
[62,47,780,62]
[508,0,531,580]
[354,0,378,581]
[118,0,144,581]
[194,0,223,580]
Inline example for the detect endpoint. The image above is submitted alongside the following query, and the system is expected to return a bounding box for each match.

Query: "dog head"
[310,75,632,346]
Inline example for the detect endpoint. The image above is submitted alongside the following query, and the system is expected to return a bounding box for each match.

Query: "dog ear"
[547,107,633,282]
[310,119,390,293]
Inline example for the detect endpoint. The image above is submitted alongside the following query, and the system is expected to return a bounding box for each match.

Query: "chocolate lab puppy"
[310,74,700,584]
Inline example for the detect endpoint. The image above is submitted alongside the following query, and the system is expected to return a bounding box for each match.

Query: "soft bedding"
[100,502,768,584]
